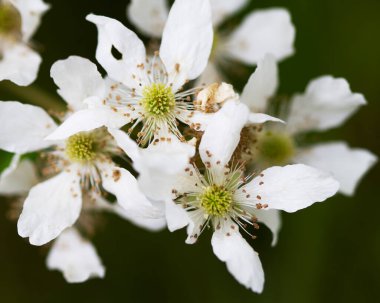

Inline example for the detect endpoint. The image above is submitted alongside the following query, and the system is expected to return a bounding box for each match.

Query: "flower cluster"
[0,0,376,293]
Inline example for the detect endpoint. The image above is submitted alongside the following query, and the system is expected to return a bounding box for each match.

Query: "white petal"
[212,230,264,293]
[127,0,168,38]
[18,170,82,246]
[100,162,163,219]
[113,204,166,231]
[257,209,281,246]
[46,228,105,283]
[86,14,146,87]
[0,158,38,195]
[210,0,248,27]
[248,113,284,124]
[107,128,141,162]
[50,56,105,111]
[185,209,207,244]
[199,100,249,170]
[46,107,128,140]
[225,8,295,64]
[0,101,56,153]
[9,0,50,42]
[0,43,41,86]
[242,164,339,213]
[165,199,189,232]
[241,54,278,113]
[294,142,377,196]
[160,0,213,90]
[109,128,195,201]
[287,76,366,134]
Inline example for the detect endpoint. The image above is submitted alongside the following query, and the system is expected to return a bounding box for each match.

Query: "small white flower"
[240,55,378,196]
[127,0,295,84]
[121,100,339,293]
[0,100,162,246]
[47,0,214,145]
[0,157,165,283]
[0,0,49,85]
[46,227,105,283]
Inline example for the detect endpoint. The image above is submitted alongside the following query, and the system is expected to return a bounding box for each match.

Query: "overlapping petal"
[51,56,105,111]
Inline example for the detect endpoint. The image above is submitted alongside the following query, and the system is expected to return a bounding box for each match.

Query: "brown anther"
[112,169,121,182]
[175,63,180,73]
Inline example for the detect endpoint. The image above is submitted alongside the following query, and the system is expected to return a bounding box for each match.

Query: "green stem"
[0,82,65,111]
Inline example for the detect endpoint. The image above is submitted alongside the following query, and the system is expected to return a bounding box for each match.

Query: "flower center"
[257,131,295,166]
[0,3,21,38]
[141,83,176,117]
[200,185,233,217]
[65,132,97,163]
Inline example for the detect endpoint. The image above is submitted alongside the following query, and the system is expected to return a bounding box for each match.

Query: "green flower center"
[257,131,295,166]
[65,133,97,163]
[0,3,21,38]
[200,185,233,217]
[142,83,176,117]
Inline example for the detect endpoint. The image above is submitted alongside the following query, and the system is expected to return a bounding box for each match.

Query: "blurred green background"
[1,0,379,302]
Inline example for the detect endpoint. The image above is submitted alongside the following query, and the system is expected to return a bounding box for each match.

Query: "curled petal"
[86,14,146,87]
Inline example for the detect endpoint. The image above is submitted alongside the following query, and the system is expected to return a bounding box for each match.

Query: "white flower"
[0,157,165,283]
[0,158,106,283]
[47,0,213,146]
[240,55,377,196]
[0,0,49,85]
[127,0,295,83]
[0,100,162,246]
[46,228,105,283]
[120,100,339,293]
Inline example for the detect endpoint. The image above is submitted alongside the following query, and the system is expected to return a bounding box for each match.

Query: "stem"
[0,82,65,111]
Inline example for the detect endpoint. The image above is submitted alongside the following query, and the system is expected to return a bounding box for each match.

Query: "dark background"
[0,0,379,302]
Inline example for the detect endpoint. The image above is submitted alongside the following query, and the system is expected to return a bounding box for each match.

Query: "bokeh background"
[1,0,379,302]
